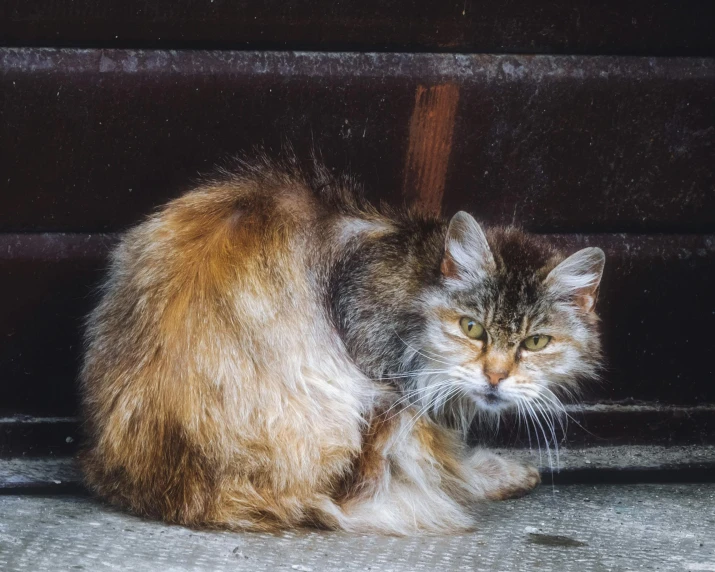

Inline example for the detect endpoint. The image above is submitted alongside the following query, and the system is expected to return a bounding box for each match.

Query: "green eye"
[460,317,485,340]
[523,335,551,351]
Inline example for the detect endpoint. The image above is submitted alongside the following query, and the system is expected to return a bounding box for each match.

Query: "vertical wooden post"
[402,83,460,216]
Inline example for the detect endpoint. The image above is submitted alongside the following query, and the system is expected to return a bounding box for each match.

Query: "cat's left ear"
[544,247,606,312]
[442,211,495,281]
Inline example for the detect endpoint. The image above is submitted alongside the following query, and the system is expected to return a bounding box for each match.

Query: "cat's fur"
[80,159,605,534]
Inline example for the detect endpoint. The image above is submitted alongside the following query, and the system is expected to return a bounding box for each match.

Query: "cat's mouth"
[470,387,507,409]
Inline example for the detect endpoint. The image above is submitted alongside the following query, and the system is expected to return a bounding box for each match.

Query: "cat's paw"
[495,462,541,500]
[475,457,541,501]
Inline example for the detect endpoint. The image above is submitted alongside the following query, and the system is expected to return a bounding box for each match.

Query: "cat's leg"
[207,413,538,534]
[458,449,541,501]
[397,416,541,503]
[330,413,479,534]
[329,414,540,534]
[332,478,475,535]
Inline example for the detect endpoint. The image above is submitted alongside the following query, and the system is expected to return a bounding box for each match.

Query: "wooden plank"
[0,49,713,232]
[402,84,460,216]
[0,0,712,55]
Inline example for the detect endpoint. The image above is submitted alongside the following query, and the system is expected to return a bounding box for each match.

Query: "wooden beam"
[402,83,460,216]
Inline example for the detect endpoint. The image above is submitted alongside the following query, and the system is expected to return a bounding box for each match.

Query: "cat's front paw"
[482,459,541,501]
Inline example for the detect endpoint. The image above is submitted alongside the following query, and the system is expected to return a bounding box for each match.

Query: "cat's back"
[79,168,379,526]
[84,167,348,393]
[119,168,323,276]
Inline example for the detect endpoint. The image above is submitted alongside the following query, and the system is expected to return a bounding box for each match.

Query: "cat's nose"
[485,370,508,386]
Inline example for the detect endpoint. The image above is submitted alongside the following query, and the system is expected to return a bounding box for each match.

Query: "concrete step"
[3,445,714,492]
[3,405,715,460]
[0,484,713,571]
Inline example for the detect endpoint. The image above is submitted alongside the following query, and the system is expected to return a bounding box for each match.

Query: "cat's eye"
[523,335,551,351]
[459,317,485,340]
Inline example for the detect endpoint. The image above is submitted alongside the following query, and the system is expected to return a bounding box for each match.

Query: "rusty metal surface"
[1,233,713,417]
[0,0,713,55]
[1,49,713,233]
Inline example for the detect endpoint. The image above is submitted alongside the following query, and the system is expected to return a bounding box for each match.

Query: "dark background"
[1,1,713,454]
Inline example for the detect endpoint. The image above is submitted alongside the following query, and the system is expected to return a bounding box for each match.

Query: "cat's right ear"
[442,211,495,281]
[544,247,605,312]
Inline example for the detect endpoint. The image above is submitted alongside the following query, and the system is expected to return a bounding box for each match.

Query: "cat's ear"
[544,247,605,312]
[441,211,495,280]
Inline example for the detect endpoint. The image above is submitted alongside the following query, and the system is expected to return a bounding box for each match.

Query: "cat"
[79,157,605,535]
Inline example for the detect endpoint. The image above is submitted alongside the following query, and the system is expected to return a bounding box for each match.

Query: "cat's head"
[408,212,605,424]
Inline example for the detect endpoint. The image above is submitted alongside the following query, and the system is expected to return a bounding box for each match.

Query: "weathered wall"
[0,4,713,455]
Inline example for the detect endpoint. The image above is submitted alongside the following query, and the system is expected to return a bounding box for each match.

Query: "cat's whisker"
[366,369,453,382]
[526,399,554,447]
[541,385,586,421]
[379,387,436,421]
[390,398,434,446]
[531,399,560,470]
[520,398,546,469]
[519,396,541,454]
[531,392,568,440]
[431,379,466,416]
[378,388,442,422]
[544,402,602,440]
[524,390,561,424]
[517,386,568,429]
[548,384,580,403]
[446,384,475,431]
[538,385,602,441]
[512,399,523,438]
[425,382,462,418]
[450,385,475,435]
[391,328,454,367]
[378,379,455,422]
[531,401,561,492]
[546,385,588,418]
[392,384,464,446]
[524,398,560,475]
[514,399,533,450]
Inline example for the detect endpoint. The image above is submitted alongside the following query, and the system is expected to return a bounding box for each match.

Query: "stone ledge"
[3,445,714,491]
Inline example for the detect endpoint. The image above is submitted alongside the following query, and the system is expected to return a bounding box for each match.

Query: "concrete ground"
[1,484,713,572]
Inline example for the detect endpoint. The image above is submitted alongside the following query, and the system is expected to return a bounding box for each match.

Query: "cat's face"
[408,213,604,424]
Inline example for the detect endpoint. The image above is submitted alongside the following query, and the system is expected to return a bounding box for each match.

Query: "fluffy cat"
[80,159,605,534]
